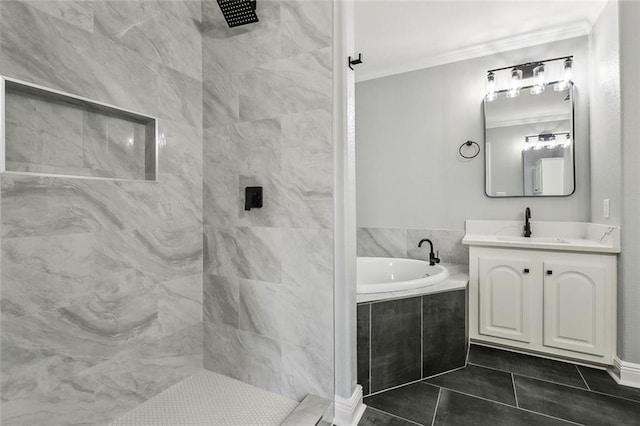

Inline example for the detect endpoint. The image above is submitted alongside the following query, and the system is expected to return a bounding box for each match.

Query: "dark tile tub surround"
[359,344,640,426]
[370,297,422,392]
[357,227,468,265]
[357,304,371,395]
[358,289,467,395]
[422,291,467,378]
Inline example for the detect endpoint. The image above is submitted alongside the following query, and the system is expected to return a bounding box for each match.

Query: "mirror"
[484,84,574,197]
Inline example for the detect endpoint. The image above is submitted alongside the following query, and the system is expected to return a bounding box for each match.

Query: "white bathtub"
[357,257,450,294]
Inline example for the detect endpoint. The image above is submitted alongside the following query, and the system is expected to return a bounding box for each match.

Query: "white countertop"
[462,220,620,254]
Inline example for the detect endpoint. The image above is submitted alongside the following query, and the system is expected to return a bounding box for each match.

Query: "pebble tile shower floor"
[359,344,640,425]
[111,370,298,425]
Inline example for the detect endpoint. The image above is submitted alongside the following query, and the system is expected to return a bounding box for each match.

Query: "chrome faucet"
[418,239,441,266]
[524,207,532,238]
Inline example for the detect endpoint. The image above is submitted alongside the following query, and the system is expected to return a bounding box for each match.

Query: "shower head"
[217,0,259,28]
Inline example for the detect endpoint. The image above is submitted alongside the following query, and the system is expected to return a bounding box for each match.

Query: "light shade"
[530,64,546,95]
[485,71,497,101]
[506,68,522,98]
[554,58,573,91]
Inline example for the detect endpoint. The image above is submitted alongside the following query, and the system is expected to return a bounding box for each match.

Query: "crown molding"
[356,21,592,83]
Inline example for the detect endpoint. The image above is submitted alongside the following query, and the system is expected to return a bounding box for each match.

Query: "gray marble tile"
[281,109,332,153]
[281,343,333,400]
[0,1,159,116]
[94,0,202,80]
[357,228,408,258]
[203,274,239,327]
[203,72,240,129]
[281,228,333,291]
[239,47,332,121]
[239,278,330,350]
[157,119,203,187]
[204,226,238,277]
[4,90,85,172]
[155,64,203,129]
[0,176,121,239]
[281,0,332,57]
[81,111,147,180]
[202,4,281,74]
[236,227,283,283]
[157,273,203,335]
[407,229,468,265]
[1,233,102,318]
[357,303,371,396]
[203,128,240,228]
[24,1,95,33]
[203,322,284,395]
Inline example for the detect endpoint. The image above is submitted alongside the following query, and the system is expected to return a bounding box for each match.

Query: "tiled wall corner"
[201,0,334,401]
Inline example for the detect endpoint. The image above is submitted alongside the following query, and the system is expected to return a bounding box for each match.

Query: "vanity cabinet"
[470,247,616,364]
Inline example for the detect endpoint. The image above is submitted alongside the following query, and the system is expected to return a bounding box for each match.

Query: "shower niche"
[0,76,157,181]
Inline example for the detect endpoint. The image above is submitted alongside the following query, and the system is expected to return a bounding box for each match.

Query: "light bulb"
[530,64,546,95]
[506,68,522,98]
[554,57,573,91]
[485,71,497,102]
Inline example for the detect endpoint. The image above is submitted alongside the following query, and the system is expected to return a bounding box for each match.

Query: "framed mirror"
[484,83,574,197]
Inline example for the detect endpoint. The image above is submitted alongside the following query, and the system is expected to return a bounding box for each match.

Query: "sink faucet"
[524,207,532,238]
[418,239,441,266]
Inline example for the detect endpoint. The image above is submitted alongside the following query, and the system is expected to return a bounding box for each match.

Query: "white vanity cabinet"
[470,246,616,364]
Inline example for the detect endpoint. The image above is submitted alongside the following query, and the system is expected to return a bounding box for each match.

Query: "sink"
[496,236,570,244]
[462,220,621,253]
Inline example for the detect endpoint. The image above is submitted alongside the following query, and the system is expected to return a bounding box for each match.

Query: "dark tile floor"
[359,344,640,425]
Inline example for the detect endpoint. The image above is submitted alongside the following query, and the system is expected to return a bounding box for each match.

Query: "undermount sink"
[496,236,569,244]
[462,220,621,253]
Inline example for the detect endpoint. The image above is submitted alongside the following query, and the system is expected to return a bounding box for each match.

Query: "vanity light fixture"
[554,57,573,91]
[485,72,498,101]
[523,132,570,150]
[506,68,523,98]
[531,64,546,95]
[485,56,573,101]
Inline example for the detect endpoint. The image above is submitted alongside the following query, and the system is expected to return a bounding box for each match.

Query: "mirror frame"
[483,82,576,198]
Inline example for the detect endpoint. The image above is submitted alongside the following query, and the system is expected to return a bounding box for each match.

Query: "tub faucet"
[524,207,532,238]
[418,238,440,266]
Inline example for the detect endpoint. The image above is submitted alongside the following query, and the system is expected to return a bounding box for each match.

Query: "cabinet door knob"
[547,270,553,275]
[523,268,529,274]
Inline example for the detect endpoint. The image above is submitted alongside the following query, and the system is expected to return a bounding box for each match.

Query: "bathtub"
[357,257,449,293]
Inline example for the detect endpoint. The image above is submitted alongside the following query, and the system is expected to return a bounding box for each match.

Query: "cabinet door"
[479,256,535,343]
[543,262,606,356]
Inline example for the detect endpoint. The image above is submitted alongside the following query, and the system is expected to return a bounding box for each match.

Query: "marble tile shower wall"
[201,0,334,401]
[0,2,203,424]
[357,227,469,265]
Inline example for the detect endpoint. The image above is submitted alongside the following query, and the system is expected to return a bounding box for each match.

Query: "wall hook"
[348,53,363,70]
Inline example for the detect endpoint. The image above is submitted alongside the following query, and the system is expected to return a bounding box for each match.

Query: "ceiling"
[354,0,608,82]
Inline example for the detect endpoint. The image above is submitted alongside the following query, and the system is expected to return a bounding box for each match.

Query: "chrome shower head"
[217,0,259,28]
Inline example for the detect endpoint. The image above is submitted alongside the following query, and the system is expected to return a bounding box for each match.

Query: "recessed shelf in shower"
[0,75,158,181]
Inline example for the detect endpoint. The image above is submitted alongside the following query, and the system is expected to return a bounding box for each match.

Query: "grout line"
[512,373,519,408]
[366,406,423,426]
[420,296,424,379]
[436,387,583,425]
[575,365,591,391]
[366,378,428,397]
[368,303,372,395]
[430,388,442,426]
[421,365,467,381]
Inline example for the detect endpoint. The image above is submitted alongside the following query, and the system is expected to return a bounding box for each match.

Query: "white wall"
[589,1,621,226]
[356,37,590,230]
[618,0,640,365]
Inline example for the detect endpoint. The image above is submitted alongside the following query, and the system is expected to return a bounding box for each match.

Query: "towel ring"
[459,140,480,159]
